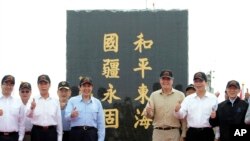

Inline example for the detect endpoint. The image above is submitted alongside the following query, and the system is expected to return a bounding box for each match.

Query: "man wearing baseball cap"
[57,81,71,141]
[209,80,249,141]
[0,75,25,141]
[65,76,105,141]
[19,82,32,105]
[185,84,196,96]
[144,70,186,141]
[26,74,62,141]
[175,72,218,141]
[19,82,33,141]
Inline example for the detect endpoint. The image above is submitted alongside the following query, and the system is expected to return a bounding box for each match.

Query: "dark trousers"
[63,131,70,141]
[70,127,98,141]
[23,133,31,141]
[186,127,215,141]
[0,132,18,141]
[31,125,57,141]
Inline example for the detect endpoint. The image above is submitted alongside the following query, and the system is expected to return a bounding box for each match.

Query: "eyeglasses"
[194,79,204,83]
[161,77,172,81]
[21,90,30,93]
[3,83,14,86]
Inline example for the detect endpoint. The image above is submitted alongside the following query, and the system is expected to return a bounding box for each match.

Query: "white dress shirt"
[0,94,25,141]
[26,96,62,141]
[175,92,218,128]
[23,105,33,132]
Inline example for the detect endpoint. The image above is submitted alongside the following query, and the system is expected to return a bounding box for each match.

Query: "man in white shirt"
[26,74,62,141]
[0,75,25,141]
[19,82,33,141]
[174,72,218,141]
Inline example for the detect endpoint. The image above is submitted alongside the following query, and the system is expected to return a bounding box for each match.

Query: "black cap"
[193,72,207,82]
[185,84,195,91]
[79,76,93,86]
[37,74,50,84]
[160,69,173,79]
[19,82,31,90]
[1,75,15,85]
[58,81,70,90]
[226,80,240,89]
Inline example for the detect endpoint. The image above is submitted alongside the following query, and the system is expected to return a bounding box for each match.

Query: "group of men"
[144,70,250,141]
[1,70,250,141]
[0,74,105,141]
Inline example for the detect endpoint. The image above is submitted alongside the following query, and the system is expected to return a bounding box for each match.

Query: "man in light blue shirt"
[65,76,105,141]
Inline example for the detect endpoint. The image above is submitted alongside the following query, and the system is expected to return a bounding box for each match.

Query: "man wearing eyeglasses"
[0,75,25,141]
[57,81,71,141]
[19,82,33,141]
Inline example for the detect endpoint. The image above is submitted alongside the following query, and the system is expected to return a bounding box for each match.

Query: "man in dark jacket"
[209,80,248,141]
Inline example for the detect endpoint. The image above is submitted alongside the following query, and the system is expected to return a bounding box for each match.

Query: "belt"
[189,127,211,131]
[0,132,18,136]
[72,126,97,131]
[25,131,31,135]
[154,127,179,130]
[33,125,56,130]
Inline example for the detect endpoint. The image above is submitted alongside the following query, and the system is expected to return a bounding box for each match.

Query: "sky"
[1,0,250,101]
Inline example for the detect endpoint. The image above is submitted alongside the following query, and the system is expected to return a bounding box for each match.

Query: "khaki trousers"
[153,128,180,141]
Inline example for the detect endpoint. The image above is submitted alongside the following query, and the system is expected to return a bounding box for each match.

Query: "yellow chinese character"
[134,83,149,104]
[102,83,121,104]
[102,59,120,78]
[133,58,152,79]
[104,109,119,128]
[133,33,153,53]
[104,33,119,52]
[134,108,152,129]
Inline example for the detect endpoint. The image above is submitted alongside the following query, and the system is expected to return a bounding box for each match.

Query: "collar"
[0,94,13,99]
[38,95,52,100]
[227,97,240,104]
[194,91,209,98]
[160,88,175,95]
[77,95,93,103]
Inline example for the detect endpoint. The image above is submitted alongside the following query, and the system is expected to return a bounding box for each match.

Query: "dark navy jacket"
[209,97,248,141]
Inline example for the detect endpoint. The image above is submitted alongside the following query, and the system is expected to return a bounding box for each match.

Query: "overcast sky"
[1,0,250,101]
